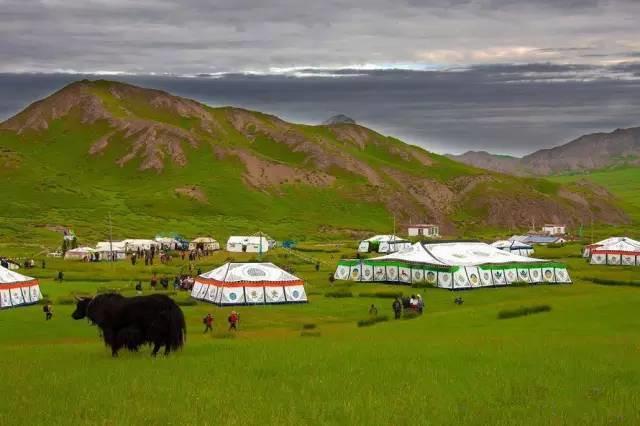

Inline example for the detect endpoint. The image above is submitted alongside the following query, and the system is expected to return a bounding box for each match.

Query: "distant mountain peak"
[323,114,356,125]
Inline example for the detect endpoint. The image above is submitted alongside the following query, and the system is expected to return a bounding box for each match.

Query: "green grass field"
[1,243,640,425]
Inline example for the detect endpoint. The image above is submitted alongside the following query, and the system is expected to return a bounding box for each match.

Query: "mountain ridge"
[448,127,640,176]
[0,79,629,243]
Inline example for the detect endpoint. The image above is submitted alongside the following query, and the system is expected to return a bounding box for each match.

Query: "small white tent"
[226,236,270,253]
[334,241,571,289]
[587,237,640,265]
[64,247,95,260]
[358,235,412,253]
[191,263,307,305]
[189,237,220,252]
[0,266,42,309]
[122,239,160,253]
[95,242,127,261]
[491,240,534,257]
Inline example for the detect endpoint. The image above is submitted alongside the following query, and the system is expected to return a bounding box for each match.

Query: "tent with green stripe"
[334,241,571,290]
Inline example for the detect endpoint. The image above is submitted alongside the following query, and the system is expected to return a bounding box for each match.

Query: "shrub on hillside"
[357,315,389,327]
[498,304,551,319]
[358,290,403,299]
[325,290,353,298]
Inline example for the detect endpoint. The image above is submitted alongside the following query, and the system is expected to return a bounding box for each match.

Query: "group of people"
[202,311,240,333]
[135,274,196,294]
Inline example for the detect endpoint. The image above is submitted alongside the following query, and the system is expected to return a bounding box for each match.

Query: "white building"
[407,224,439,238]
[542,224,566,235]
[226,236,271,253]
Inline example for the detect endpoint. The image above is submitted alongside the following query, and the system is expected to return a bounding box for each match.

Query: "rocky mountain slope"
[0,80,629,243]
[448,127,640,176]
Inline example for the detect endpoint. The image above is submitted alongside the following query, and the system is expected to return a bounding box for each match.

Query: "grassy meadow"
[1,243,640,425]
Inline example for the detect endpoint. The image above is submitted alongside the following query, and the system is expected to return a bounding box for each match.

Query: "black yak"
[72,293,186,357]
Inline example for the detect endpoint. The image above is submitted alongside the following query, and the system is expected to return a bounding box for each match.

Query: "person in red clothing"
[203,313,214,333]
[228,311,239,331]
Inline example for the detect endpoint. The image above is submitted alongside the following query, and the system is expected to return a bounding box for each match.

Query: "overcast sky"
[2,0,640,74]
[1,0,640,155]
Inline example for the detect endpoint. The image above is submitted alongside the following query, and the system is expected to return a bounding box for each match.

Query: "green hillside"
[0,80,629,251]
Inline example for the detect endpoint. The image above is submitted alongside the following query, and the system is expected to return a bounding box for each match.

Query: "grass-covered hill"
[0,80,629,249]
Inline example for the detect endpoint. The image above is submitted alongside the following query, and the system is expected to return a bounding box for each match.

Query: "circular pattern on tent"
[413,270,423,281]
[520,270,528,278]
[544,270,553,280]
[246,267,267,277]
[482,272,491,282]
[363,268,372,278]
[292,290,300,299]
[400,270,410,281]
[506,271,516,281]
[229,292,238,301]
[338,267,349,279]
[351,268,360,279]
[495,271,503,279]
[387,268,397,279]
[531,270,540,279]
[594,255,604,262]
[441,274,450,282]
[469,274,479,285]
[426,271,436,283]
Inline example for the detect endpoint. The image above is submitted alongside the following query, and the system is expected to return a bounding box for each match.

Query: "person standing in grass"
[228,311,239,331]
[369,304,378,317]
[150,273,158,290]
[203,313,214,333]
[43,302,53,320]
[392,297,402,319]
[135,281,143,295]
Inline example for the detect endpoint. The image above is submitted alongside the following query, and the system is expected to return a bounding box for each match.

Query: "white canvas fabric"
[0,266,41,308]
[357,235,412,253]
[193,263,307,305]
[491,240,534,257]
[226,236,270,253]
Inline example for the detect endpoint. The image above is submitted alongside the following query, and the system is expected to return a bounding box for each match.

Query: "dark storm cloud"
[2,0,640,73]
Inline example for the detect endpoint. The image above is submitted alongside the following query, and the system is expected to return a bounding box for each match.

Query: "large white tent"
[491,240,534,257]
[358,235,412,254]
[191,263,307,305]
[0,266,42,309]
[226,236,271,253]
[334,241,571,289]
[122,239,160,253]
[64,246,95,260]
[585,237,640,265]
[95,241,127,261]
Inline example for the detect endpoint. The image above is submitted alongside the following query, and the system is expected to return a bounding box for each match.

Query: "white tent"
[122,239,160,253]
[226,236,270,253]
[358,235,412,253]
[95,241,127,261]
[583,237,640,258]
[189,237,220,252]
[0,265,42,309]
[491,240,534,257]
[586,237,640,265]
[334,241,571,289]
[64,247,95,260]
[191,262,307,305]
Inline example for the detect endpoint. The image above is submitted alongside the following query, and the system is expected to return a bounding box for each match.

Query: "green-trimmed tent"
[358,235,412,253]
[335,242,571,290]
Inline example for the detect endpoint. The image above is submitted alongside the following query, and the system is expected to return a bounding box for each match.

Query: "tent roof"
[592,239,640,253]
[373,242,545,267]
[0,265,36,285]
[66,246,95,253]
[491,240,533,250]
[227,236,269,244]
[588,236,640,248]
[198,263,302,285]
[362,234,409,243]
[96,241,126,251]
[191,237,218,243]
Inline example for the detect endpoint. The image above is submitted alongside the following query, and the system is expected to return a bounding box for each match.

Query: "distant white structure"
[95,241,127,261]
[407,224,439,238]
[122,239,160,253]
[64,247,95,260]
[491,240,534,257]
[358,235,412,253]
[226,236,271,253]
[542,224,566,235]
[189,237,220,252]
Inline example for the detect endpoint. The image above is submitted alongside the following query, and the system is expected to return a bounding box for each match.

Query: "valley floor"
[1,244,639,425]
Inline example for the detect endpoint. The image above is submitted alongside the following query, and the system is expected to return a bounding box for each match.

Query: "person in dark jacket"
[392,297,402,319]
[203,313,214,333]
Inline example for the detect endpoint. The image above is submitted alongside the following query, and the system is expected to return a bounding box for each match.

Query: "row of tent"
[336,241,571,289]
[358,235,534,257]
[65,235,276,260]
[583,236,640,266]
